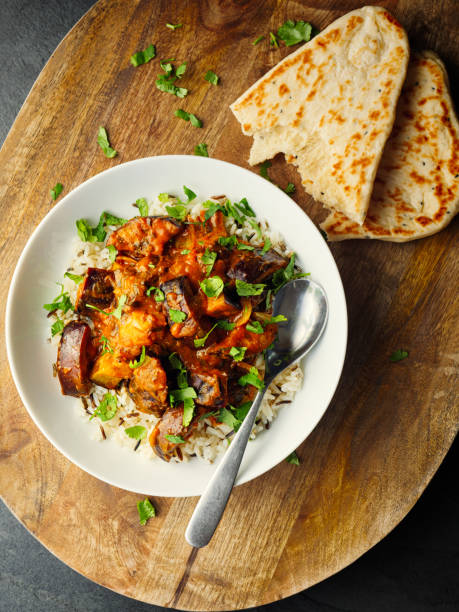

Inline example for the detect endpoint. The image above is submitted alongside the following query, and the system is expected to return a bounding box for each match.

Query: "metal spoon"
[185,277,329,548]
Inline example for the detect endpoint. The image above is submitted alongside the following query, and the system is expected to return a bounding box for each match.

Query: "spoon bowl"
[185,277,329,548]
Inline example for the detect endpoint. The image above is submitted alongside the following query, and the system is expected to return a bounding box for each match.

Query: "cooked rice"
[48,194,304,463]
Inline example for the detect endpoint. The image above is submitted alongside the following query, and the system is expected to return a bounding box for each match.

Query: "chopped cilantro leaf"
[194,143,209,157]
[182,398,195,427]
[272,253,309,292]
[112,294,127,319]
[234,401,252,423]
[50,182,63,200]
[284,182,295,194]
[165,204,188,221]
[158,193,170,203]
[137,498,156,525]
[246,321,264,334]
[200,276,224,298]
[168,352,184,370]
[169,309,187,323]
[286,450,300,465]
[390,349,409,362]
[183,185,197,202]
[43,283,74,314]
[229,346,247,362]
[237,243,254,251]
[218,406,240,430]
[175,109,201,126]
[130,44,156,66]
[64,272,83,284]
[125,425,147,440]
[248,219,263,239]
[134,197,149,216]
[253,35,265,45]
[201,248,217,276]
[170,387,197,402]
[194,322,219,348]
[277,20,314,46]
[235,197,256,217]
[129,345,146,369]
[90,393,117,421]
[264,314,287,324]
[259,160,272,181]
[99,335,114,355]
[51,318,64,337]
[166,23,182,30]
[97,126,117,158]
[235,279,265,296]
[204,70,219,85]
[218,235,238,248]
[238,366,264,390]
[176,62,187,78]
[262,237,272,254]
[156,73,188,98]
[181,249,190,255]
[103,213,127,227]
[107,244,117,262]
[269,32,279,48]
[204,202,226,221]
[165,434,185,443]
[217,319,235,331]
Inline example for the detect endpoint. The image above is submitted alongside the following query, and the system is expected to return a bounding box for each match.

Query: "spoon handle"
[185,389,266,548]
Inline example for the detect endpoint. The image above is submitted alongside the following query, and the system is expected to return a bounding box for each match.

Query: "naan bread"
[230,6,409,225]
[321,51,459,241]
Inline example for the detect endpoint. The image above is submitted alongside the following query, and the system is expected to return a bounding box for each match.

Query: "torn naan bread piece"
[230,6,409,225]
[321,51,459,242]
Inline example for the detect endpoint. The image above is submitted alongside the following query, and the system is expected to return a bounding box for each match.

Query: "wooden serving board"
[0,0,457,609]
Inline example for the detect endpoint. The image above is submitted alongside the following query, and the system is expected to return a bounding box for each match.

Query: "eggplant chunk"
[107,216,182,258]
[149,404,193,462]
[128,356,168,416]
[89,352,132,389]
[160,276,200,337]
[204,289,240,318]
[190,368,228,408]
[57,321,92,397]
[227,249,287,283]
[75,268,115,315]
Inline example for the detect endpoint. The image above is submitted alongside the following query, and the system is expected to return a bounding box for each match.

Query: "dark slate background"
[0,1,458,611]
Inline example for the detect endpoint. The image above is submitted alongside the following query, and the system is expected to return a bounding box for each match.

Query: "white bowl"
[5,155,347,497]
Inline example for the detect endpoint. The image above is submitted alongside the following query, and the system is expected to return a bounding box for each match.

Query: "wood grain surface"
[0,1,458,609]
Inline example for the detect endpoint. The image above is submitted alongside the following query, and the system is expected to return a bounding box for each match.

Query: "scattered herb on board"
[90,393,117,421]
[204,70,219,85]
[130,44,156,67]
[129,345,146,369]
[284,182,295,194]
[125,425,147,440]
[174,109,203,127]
[259,160,272,181]
[269,32,279,48]
[390,349,409,362]
[253,35,265,45]
[194,142,209,157]
[166,23,182,30]
[137,498,156,525]
[200,276,224,298]
[50,182,63,200]
[277,20,315,46]
[97,126,117,158]
[286,450,300,465]
[134,197,149,216]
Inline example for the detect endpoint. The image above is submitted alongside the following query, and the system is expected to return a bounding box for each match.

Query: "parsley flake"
[204,70,219,85]
[134,197,149,216]
[97,126,117,158]
[286,450,300,465]
[200,276,224,298]
[50,182,63,200]
[130,44,156,66]
[137,498,156,525]
[194,143,209,157]
[169,309,187,323]
[390,349,409,362]
[277,20,315,46]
